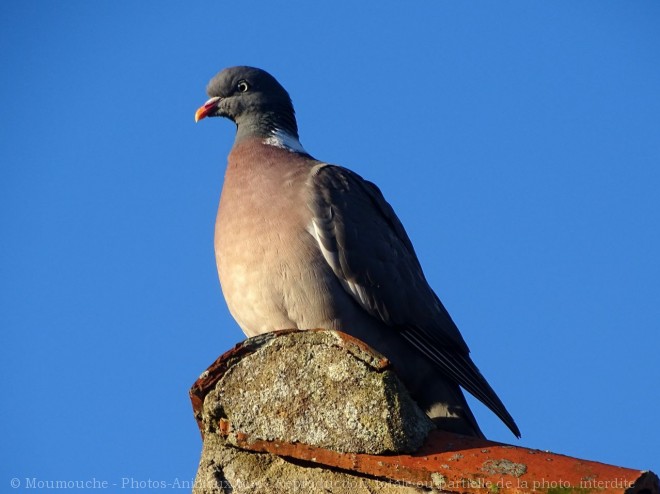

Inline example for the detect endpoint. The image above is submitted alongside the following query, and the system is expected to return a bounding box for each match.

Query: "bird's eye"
[237,80,250,93]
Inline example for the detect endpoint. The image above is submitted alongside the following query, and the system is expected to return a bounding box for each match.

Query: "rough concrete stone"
[202,330,434,455]
[193,330,436,493]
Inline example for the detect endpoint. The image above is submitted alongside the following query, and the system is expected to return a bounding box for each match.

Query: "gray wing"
[308,164,520,437]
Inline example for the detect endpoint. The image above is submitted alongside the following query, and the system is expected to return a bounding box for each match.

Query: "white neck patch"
[263,128,307,154]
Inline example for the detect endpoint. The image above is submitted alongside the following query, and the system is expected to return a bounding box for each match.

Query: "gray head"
[195,66,298,142]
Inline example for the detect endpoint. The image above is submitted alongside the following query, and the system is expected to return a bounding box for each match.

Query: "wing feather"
[307,164,520,437]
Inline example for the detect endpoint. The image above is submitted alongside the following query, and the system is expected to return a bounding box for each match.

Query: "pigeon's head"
[195,66,298,140]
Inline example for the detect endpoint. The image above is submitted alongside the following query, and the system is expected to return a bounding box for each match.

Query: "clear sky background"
[2,1,659,489]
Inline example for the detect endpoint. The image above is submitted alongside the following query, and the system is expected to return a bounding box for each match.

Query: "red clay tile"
[218,426,656,494]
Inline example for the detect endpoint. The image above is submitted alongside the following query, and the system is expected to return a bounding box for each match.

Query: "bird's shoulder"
[306,163,415,250]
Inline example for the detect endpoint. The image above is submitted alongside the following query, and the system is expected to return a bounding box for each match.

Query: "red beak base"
[195,96,221,122]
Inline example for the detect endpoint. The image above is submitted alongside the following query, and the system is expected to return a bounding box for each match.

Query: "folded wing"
[307,164,520,437]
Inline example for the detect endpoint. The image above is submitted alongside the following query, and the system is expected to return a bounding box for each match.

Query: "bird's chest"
[213,159,343,336]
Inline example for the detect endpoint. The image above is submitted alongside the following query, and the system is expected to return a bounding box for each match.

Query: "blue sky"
[2,0,659,489]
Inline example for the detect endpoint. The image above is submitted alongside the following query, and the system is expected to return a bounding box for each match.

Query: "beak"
[194,96,221,122]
